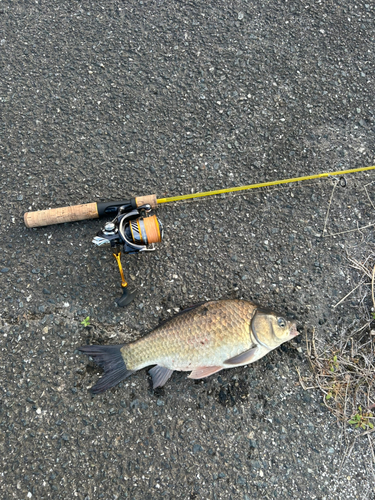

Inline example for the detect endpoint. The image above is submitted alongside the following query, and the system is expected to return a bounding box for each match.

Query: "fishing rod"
[24,165,375,306]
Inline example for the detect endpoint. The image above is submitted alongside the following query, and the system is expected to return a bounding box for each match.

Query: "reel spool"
[93,204,163,306]
[120,214,162,250]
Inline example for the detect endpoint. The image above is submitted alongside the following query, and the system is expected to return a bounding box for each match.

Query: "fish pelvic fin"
[148,365,174,389]
[188,366,223,379]
[79,345,134,394]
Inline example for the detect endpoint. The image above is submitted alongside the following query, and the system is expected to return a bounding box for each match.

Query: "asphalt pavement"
[1,1,375,499]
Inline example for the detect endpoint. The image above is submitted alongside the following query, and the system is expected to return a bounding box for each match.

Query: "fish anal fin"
[188,366,223,379]
[224,346,258,365]
[148,365,174,389]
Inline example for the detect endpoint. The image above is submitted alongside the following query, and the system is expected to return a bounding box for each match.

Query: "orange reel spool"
[129,214,162,245]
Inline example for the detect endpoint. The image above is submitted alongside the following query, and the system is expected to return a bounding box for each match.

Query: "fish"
[78,299,298,394]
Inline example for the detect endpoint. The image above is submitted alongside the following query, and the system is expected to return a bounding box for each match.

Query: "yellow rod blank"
[157,165,375,205]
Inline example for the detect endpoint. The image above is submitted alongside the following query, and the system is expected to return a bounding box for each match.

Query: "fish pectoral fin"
[224,346,258,365]
[188,366,223,379]
[148,365,174,389]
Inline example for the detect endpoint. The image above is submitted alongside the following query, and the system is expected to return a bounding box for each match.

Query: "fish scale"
[121,300,257,371]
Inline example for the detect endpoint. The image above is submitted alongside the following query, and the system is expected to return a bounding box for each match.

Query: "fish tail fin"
[79,345,134,394]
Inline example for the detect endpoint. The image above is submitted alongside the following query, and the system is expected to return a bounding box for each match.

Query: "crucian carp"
[79,300,298,394]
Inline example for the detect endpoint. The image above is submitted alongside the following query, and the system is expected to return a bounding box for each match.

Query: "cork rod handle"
[135,194,157,209]
[24,203,99,228]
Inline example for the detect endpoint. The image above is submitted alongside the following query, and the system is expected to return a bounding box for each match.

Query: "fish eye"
[277,317,286,328]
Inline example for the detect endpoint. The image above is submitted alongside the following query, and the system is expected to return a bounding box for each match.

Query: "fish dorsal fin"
[157,302,207,328]
[178,302,207,314]
[224,346,258,365]
[148,365,174,389]
[188,366,223,379]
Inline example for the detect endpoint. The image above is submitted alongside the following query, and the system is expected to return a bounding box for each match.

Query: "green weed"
[81,316,91,328]
[348,406,374,430]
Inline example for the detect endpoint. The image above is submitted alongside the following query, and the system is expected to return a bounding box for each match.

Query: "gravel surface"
[1,1,375,499]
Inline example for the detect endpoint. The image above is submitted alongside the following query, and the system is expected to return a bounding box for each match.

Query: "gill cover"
[250,307,289,349]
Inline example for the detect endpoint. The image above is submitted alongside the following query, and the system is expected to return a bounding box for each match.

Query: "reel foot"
[115,287,137,307]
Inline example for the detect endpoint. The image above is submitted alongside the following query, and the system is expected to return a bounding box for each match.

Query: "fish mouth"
[289,323,299,338]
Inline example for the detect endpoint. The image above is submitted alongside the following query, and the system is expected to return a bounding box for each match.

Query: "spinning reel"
[92,202,163,307]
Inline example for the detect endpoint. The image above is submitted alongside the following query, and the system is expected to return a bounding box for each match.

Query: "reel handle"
[24,194,158,228]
